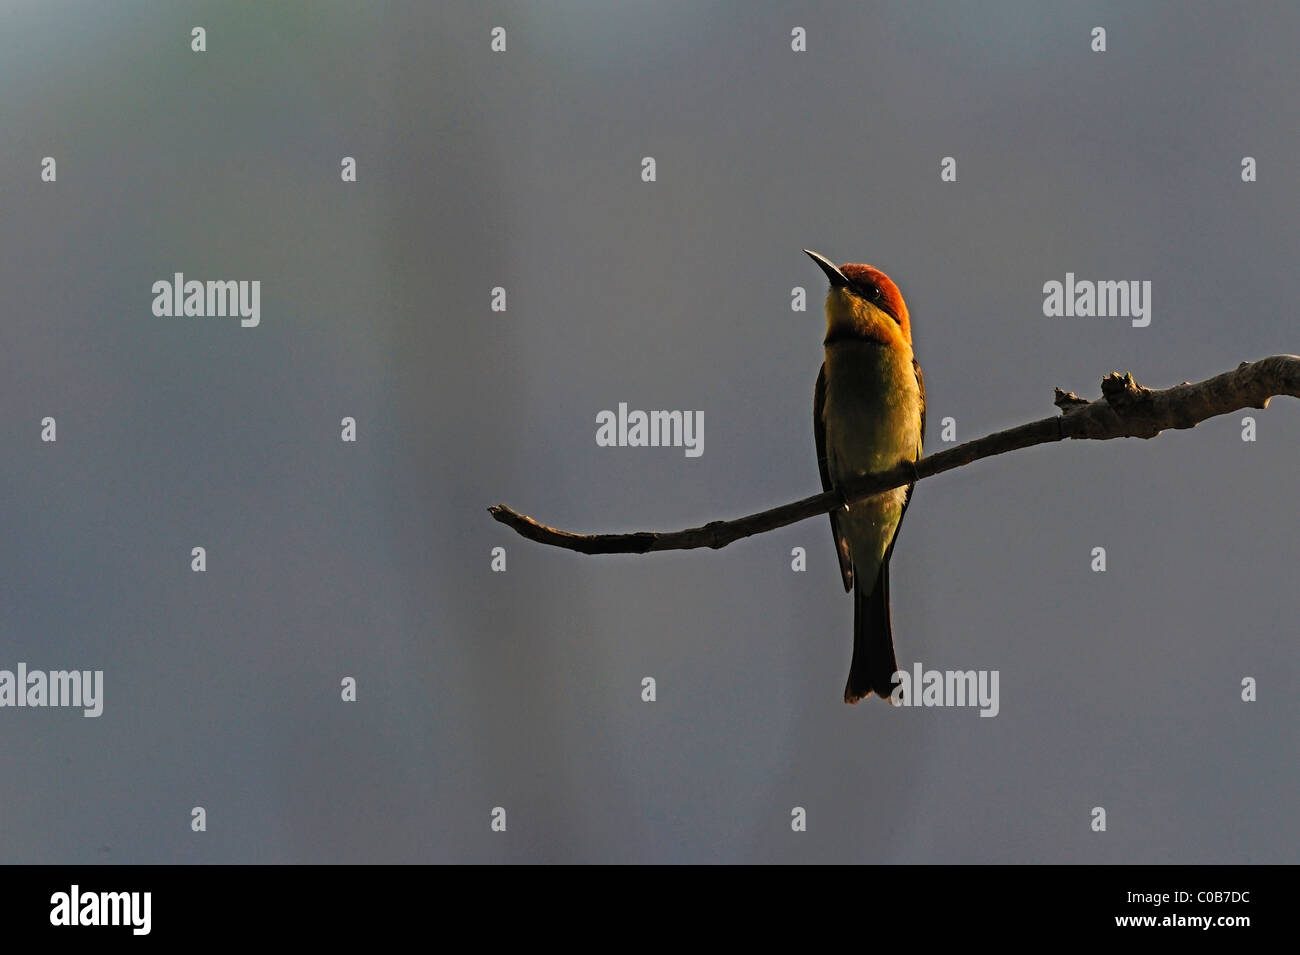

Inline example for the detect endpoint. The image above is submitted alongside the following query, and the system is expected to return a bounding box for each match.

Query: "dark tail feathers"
[844,561,900,704]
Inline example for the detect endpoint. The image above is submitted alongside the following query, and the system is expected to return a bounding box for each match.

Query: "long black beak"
[803,249,851,289]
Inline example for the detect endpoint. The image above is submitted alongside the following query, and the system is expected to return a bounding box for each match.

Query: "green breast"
[823,340,922,482]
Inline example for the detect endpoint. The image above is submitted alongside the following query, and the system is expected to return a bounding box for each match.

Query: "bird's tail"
[844,561,900,704]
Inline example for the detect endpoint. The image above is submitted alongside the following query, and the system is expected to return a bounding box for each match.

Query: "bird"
[805,250,925,704]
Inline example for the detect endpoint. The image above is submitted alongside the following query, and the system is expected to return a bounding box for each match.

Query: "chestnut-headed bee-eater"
[805,250,925,704]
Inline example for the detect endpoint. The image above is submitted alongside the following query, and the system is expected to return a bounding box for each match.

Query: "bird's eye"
[862,284,882,302]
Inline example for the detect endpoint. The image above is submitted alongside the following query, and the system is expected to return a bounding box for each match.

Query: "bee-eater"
[805,250,925,704]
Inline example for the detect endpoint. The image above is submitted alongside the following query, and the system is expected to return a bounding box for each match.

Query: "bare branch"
[488,355,1300,555]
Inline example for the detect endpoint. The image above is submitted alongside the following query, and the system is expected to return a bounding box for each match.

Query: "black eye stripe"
[855,282,901,323]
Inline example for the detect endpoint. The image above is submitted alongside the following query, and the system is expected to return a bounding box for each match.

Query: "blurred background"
[0,0,1295,863]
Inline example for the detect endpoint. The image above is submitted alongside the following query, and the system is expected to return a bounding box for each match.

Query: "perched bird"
[805,250,925,704]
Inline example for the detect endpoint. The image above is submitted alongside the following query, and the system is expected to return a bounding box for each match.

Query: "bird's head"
[803,249,912,348]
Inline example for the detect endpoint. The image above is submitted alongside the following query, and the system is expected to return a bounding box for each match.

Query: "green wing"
[814,362,854,592]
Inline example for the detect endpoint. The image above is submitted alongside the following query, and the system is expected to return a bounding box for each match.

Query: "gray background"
[1,1,1296,863]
